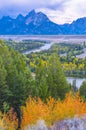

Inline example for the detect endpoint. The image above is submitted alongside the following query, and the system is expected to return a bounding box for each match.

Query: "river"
[23,40,86,89]
[67,77,86,89]
[24,41,86,59]
[23,42,54,54]
[24,41,86,89]
[0,35,86,88]
[22,36,86,58]
[23,41,86,59]
[76,48,86,59]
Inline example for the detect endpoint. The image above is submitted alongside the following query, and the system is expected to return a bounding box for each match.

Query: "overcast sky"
[0,0,86,24]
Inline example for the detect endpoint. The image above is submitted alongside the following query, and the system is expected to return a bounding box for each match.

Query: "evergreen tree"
[79,81,86,101]
[0,40,33,129]
[47,54,70,99]
[35,53,70,100]
[35,60,48,100]
[84,58,86,76]
[0,57,10,110]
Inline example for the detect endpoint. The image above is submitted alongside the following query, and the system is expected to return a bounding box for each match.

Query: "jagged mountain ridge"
[0,9,86,34]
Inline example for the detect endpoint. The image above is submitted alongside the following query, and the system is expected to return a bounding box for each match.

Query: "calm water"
[24,42,53,54]
[0,35,86,88]
[67,77,86,89]
[76,48,86,59]
[1,35,86,58]
[24,41,86,58]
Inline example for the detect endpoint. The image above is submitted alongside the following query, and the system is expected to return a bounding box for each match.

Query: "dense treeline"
[50,43,86,78]
[35,54,70,100]
[0,40,86,130]
[0,40,70,129]
[0,40,33,129]
[0,93,86,130]
[27,52,86,78]
[5,40,86,77]
[27,43,86,77]
[5,39,46,53]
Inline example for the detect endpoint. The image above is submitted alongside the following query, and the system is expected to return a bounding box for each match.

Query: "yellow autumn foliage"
[0,108,17,130]
[0,93,86,130]
[21,92,86,129]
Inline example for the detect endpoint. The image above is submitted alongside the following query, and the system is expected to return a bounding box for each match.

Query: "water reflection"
[67,77,86,89]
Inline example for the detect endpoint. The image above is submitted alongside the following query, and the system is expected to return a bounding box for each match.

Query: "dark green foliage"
[84,58,86,75]
[35,60,49,100]
[0,40,32,107]
[79,81,86,101]
[35,54,70,100]
[0,40,33,129]
[0,40,11,110]
[27,42,86,78]
[0,57,9,110]
[5,39,45,53]
[47,54,70,99]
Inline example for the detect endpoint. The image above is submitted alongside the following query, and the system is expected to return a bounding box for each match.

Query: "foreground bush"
[21,93,86,129]
[0,93,86,130]
[0,109,17,130]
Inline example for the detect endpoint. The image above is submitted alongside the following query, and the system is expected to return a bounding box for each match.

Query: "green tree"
[47,54,70,99]
[79,81,86,101]
[0,40,33,129]
[0,57,10,110]
[35,60,49,100]
[84,58,86,76]
[35,54,70,100]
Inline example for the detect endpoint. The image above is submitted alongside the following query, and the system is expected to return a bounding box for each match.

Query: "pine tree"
[0,41,33,129]
[47,54,70,99]
[35,53,70,100]
[35,60,49,100]
[79,81,86,101]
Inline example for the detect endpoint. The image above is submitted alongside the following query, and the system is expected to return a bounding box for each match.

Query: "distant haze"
[0,0,86,24]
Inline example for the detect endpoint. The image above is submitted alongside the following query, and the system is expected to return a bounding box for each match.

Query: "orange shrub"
[0,112,5,129]
[21,93,86,129]
[0,108,17,130]
[21,97,48,128]
[0,93,86,129]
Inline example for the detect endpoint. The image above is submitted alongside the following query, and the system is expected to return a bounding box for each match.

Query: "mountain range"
[0,9,86,35]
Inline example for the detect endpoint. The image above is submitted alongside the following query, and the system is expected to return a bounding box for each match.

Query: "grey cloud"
[0,0,86,24]
[0,0,69,17]
[45,0,69,11]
